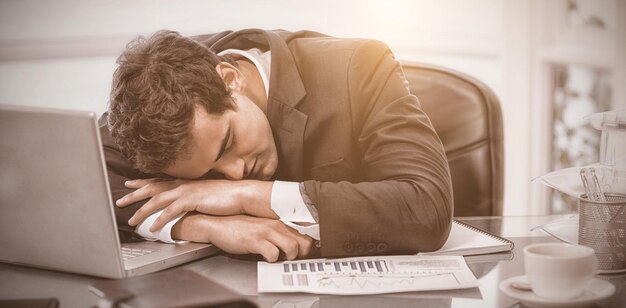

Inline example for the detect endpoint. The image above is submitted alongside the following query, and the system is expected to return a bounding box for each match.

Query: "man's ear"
[216,62,245,93]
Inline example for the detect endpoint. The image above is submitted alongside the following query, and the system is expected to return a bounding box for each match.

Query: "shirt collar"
[218,48,271,99]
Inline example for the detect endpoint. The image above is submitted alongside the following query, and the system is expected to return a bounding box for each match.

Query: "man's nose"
[216,156,246,180]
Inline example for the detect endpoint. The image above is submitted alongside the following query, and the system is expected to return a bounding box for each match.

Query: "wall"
[1,0,622,215]
[0,0,504,112]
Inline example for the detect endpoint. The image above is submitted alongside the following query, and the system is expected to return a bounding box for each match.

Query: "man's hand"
[172,213,314,262]
[117,178,276,231]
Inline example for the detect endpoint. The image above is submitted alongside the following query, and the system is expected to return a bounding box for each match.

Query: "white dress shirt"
[135,48,320,243]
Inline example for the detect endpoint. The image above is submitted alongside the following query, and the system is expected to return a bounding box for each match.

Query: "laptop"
[0,104,220,279]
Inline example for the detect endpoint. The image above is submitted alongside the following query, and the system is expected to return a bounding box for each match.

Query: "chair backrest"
[402,62,504,216]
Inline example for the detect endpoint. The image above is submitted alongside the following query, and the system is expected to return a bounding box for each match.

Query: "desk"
[1,215,624,308]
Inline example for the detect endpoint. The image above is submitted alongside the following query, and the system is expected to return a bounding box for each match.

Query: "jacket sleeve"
[302,40,453,257]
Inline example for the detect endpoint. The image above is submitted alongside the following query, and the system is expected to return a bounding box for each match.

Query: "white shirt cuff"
[271,181,320,240]
[135,209,187,244]
[281,219,320,240]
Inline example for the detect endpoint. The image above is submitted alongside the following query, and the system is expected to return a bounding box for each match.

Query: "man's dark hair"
[108,30,235,174]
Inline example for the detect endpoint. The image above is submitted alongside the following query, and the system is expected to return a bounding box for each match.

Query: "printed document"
[257,255,478,295]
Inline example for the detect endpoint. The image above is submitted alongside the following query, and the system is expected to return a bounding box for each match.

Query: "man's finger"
[295,234,314,259]
[266,226,301,260]
[253,240,281,263]
[124,178,161,189]
[116,186,154,208]
[149,198,191,232]
[128,190,178,226]
[283,224,314,258]
[117,181,174,207]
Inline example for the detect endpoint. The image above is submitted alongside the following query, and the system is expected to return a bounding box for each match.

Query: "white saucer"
[499,275,616,308]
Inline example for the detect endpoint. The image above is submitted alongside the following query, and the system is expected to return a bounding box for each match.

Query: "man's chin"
[257,164,277,181]
[250,153,277,181]
[256,169,274,181]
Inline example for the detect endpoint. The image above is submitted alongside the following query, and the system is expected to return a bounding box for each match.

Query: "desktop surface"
[1,215,624,308]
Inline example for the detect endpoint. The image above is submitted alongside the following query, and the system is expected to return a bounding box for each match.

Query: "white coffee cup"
[523,243,597,300]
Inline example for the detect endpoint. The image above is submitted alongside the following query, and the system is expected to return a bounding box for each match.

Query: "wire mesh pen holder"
[578,193,626,272]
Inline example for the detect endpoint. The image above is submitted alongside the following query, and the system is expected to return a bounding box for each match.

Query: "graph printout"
[257,255,478,295]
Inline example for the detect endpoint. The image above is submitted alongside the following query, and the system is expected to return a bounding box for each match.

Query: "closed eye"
[215,124,232,162]
[226,130,236,150]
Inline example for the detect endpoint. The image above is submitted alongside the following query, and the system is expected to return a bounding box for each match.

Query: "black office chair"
[402,62,504,217]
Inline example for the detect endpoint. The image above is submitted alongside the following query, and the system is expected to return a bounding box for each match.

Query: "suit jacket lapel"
[264,30,307,181]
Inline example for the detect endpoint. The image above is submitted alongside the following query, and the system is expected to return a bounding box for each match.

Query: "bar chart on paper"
[258,255,478,295]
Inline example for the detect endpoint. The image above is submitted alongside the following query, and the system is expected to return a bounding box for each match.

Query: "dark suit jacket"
[99,29,453,257]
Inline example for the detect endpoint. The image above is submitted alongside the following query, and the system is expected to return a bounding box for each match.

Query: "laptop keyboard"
[121,247,155,261]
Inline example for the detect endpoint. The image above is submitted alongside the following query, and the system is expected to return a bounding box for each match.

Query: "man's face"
[163,93,278,180]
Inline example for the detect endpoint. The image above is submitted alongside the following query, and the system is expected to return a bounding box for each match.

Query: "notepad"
[422,220,514,256]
